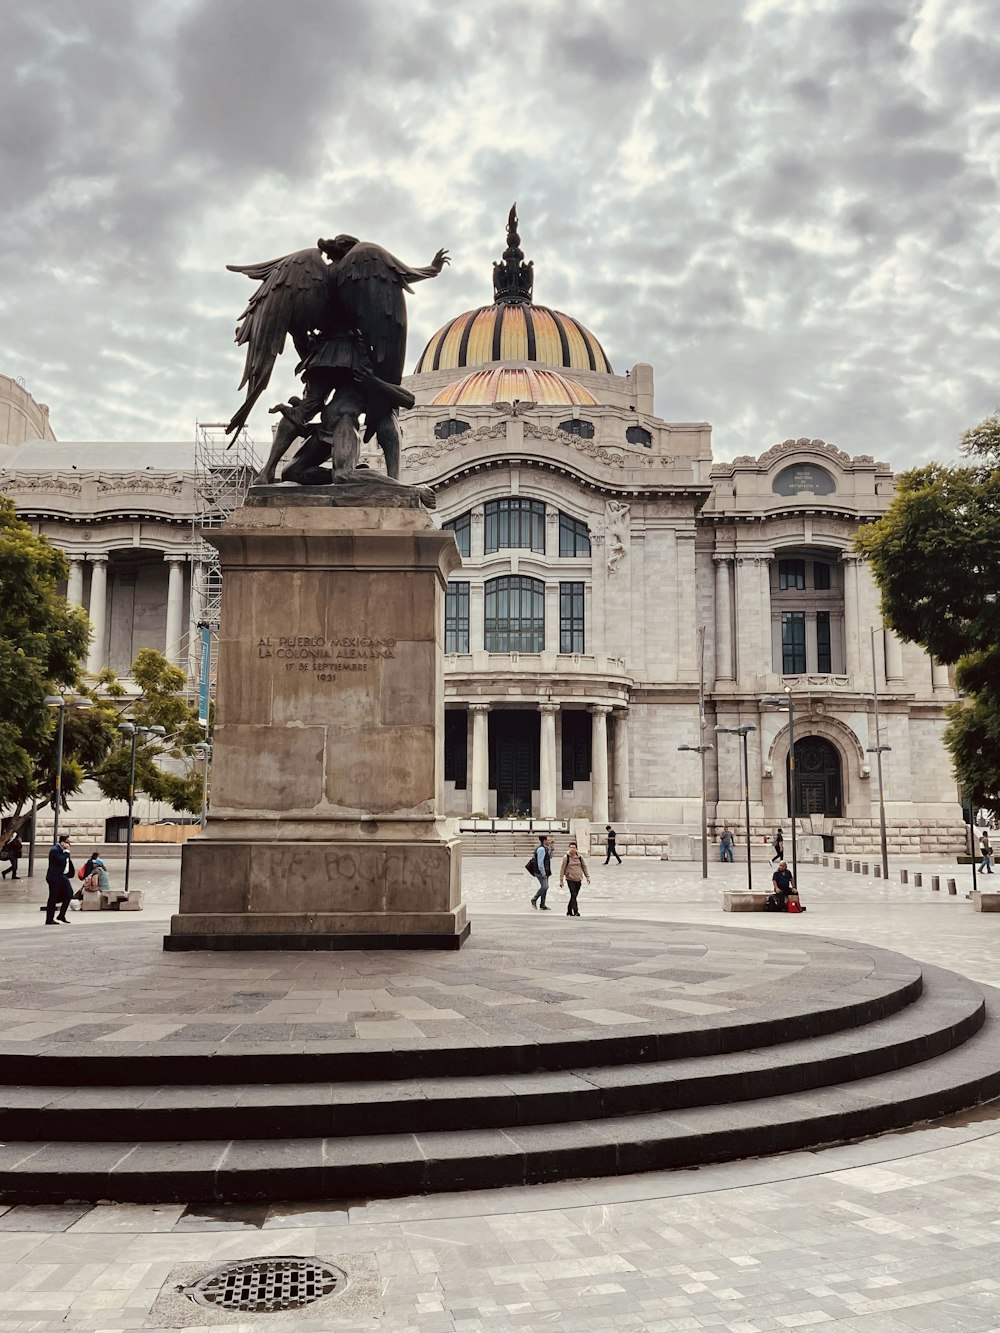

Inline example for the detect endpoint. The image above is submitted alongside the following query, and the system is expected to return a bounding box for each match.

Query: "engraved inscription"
[255,633,397,683]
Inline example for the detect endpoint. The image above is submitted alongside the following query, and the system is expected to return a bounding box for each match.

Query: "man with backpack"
[529,836,553,910]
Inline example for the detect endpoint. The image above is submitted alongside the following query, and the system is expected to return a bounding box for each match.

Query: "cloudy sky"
[2,0,998,468]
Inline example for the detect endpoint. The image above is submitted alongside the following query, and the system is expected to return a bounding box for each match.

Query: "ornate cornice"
[712,438,892,475]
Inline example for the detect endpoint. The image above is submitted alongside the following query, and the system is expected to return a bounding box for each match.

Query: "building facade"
[0,218,963,855]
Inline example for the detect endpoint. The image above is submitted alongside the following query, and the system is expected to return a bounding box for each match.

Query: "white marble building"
[0,213,964,854]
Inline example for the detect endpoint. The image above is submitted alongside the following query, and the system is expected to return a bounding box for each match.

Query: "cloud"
[0,0,997,470]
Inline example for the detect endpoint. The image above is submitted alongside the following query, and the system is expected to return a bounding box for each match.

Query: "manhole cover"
[180,1256,344,1313]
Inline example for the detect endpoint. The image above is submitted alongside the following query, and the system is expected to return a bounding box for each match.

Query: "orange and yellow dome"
[430,367,598,407]
[416,304,612,376]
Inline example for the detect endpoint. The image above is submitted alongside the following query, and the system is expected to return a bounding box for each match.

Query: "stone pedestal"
[166,495,468,950]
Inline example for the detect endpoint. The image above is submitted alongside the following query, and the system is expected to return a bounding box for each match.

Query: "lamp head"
[43,695,64,708]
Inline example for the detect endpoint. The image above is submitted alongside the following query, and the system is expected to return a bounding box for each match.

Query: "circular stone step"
[0,918,922,1084]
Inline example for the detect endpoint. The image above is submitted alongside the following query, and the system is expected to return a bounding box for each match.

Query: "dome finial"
[493,202,534,305]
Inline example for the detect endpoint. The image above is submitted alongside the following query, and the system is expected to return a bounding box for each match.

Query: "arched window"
[789,737,842,816]
[434,418,471,439]
[442,511,471,558]
[559,419,595,439]
[558,512,591,557]
[626,424,652,447]
[484,576,545,653]
[484,498,545,554]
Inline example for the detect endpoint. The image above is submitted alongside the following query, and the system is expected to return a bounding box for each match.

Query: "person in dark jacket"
[530,836,553,910]
[603,825,622,865]
[45,834,74,925]
[1,832,23,879]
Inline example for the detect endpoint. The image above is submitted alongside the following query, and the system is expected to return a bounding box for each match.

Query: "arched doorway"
[788,736,842,816]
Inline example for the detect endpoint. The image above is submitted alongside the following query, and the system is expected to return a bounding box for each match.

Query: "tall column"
[612,707,630,822]
[735,555,768,681]
[66,557,84,607]
[931,656,950,692]
[187,559,205,681]
[760,556,773,671]
[538,704,558,818]
[590,705,611,825]
[470,703,491,814]
[85,555,108,675]
[471,506,485,559]
[842,554,862,680]
[165,556,186,666]
[714,556,733,680]
[884,627,904,683]
[676,532,698,680]
[470,583,485,655]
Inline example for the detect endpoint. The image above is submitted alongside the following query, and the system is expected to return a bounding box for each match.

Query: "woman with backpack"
[559,841,591,917]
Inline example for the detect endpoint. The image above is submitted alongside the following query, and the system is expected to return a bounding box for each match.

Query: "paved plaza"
[0,853,998,1331]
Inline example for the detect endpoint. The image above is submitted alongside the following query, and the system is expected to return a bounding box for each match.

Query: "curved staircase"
[1,923,1000,1204]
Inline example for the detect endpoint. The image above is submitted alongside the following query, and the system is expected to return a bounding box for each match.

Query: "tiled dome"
[430,367,598,407]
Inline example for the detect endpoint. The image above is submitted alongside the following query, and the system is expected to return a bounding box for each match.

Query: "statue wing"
[225,247,332,436]
[330,242,435,385]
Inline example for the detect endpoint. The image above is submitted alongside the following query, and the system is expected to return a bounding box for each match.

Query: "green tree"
[856,415,1000,817]
[93,649,208,815]
[0,497,90,815]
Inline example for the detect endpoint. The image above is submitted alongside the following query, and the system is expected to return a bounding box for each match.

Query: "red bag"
[77,866,87,880]
[787,897,801,914]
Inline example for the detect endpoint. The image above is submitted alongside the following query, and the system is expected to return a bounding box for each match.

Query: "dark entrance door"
[789,737,842,816]
[489,710,540,817]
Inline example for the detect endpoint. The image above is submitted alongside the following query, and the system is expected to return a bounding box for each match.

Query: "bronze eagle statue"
[225,234,449,487]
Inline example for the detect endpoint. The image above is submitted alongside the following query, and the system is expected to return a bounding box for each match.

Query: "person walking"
[603,825,622,865]
[559,840,591,916]
[1,831,23,880]
[44,834,74,926]
[719,827,735,863]
[530,836,553,910]
[770,827,784,865]
[980,830,994,875]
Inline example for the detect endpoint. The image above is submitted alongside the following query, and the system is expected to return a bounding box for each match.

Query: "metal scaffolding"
[192,421,259,701]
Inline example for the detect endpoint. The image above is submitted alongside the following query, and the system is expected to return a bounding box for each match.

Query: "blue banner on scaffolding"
[198,624,212,726]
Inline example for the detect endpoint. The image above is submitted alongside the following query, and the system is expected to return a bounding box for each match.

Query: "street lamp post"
[193,742,212,830]
[44,696,67,845]
[43,694,93,846]
[868,626,892,880]
[761,690,798,892]
[678,742,714,878]
[715,723,757,893]
[118,722,166,895]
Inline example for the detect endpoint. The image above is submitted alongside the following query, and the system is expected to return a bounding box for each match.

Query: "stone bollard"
[833,858,841,869]
[913,873,922,887]
[874,865,882,878]
[931,876,940,892]
[822,856,829,867]
[862,862,870,875]
[900,870,908,884]
[947,878,957,895]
